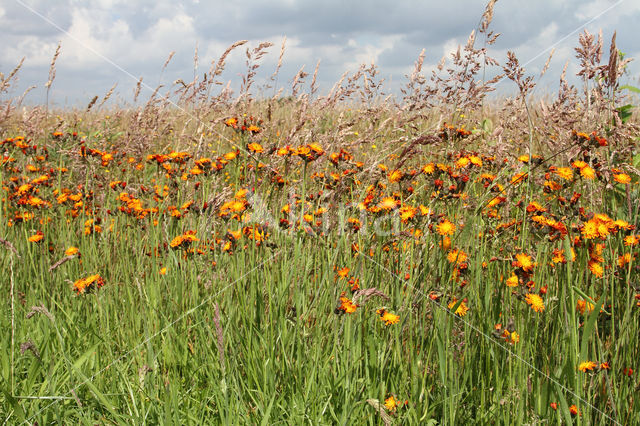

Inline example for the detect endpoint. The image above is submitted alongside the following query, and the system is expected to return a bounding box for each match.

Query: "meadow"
[1,5,640,424]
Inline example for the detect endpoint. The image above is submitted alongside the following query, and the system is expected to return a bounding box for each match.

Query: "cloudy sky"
[1,0,639,106]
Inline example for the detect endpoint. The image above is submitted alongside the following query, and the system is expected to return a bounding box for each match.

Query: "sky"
[1,0,639,107]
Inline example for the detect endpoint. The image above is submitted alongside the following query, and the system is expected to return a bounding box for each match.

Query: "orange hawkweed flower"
[525,293,545,312]
[247,142,264,153]
[336,295,358,314]
[623,235,639,246]
[447,298,469,316]
[588,260,603,278]
[576,299,595,315]
[514,253,534,272]
[384,395,398,411]
[613,173,631,184]
[506,274,519,287]
[376,308,400,325]
[73,274,105,294]
[579,166,596,180]
[555,167,573,181]
[65,246,80,256]
[336,267,350,278]
[28,231,44,243]
[437,219,456,236]
[578,361,598,372]
[170,231,199,249]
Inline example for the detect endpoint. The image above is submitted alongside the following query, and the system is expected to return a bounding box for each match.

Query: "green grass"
[1,116,639,426]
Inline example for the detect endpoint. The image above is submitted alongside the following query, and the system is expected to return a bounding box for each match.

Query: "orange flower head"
[437,219,456,236]
[525,293,545,312]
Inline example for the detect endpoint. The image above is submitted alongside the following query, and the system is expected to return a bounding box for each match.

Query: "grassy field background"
[2,5,640,424]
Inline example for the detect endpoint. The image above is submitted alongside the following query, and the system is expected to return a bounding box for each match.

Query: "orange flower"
[73,274,105,294]
[384,395,397,411]
[613,173,631,184]
[65,246,80,256]
[576,299,595,315]
[170,231,199,249]
[588,260,603,278]
[336,295,358,314]
[247,142,264,153]
[28,231,44,243]
[224,117,238,128]
[336,267,350,278]
[578,361,597,372]
[555,167,573,181]
[437,219,456,236]
[447,298,469,316]
[506,274,519,287]
[514,253,534,272]
[525,293,545,312]
[376,308,400,325]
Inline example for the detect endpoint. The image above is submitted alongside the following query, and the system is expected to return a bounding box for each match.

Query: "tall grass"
[1,3,640,424]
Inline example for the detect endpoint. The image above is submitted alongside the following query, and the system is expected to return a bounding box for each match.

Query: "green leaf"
[481,118,493,134]
[1,386,26,423]
[619,84,640,94]
[615,104,634,124]
[578,296,605,361]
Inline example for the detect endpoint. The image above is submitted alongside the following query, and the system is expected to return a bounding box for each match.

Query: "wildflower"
[508,331,520,344]
[437,219,456,236]
[378,197,398,211]
[578,361,598,372]
[550,402,558,411]
[555,167,573,181]
[569,405,579,416]
[506,274,519,287]
[73,274,105,294]
[579,166,596,180]
[170,231,199,249]
[455,157,470,168]
[224,117,238,128]
[447,298,469,316]
[572,160,588,169]
[623,235,639,246]
[28,231,44,243]
[336,295,358,314]
[581,220,599,240]
[247,142,264,153]
[551,249,566,264]
[600,362,610,370]
[160,267,167,275]
[65,246,80,256]
[511,172,528,185]
[422,163,435,174]
[447,249,468,264]
[576,299,595,315]
[336,267,350,279]
[384,395,404,411]
[514,253,535,272]
[388,169,403,183]
[618,253,633,268]
[525,293,545,312]
[613,173,631,184]
[376,308,400,325]
[399,205,417,223]
[588,260,603,278]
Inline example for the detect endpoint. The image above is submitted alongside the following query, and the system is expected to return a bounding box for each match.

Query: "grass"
[1,4,640,423]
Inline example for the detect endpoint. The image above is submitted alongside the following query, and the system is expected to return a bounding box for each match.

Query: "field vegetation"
[1,2,640,424]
